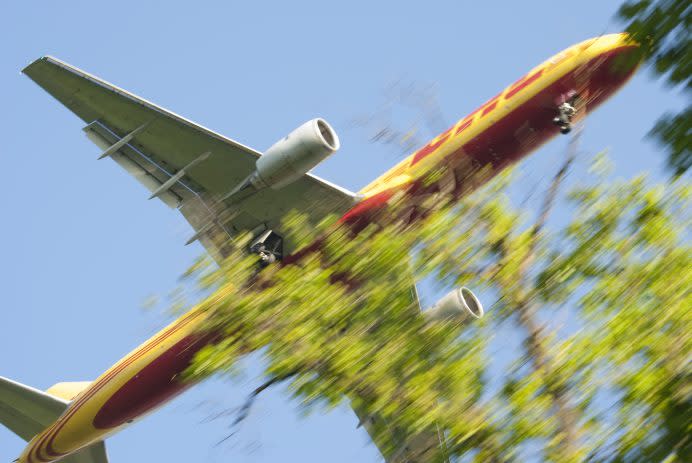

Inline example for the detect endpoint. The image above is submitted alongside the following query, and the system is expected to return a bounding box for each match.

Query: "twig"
[215,371,299,446]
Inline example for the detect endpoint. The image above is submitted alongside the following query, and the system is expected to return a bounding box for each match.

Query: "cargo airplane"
[1,33,639,463]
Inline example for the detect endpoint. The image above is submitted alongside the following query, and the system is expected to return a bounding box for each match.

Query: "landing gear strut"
[553,94,578,135]
[250,229,283,267]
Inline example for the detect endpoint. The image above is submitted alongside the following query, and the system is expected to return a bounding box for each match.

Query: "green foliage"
[178,158,690,462]
[617,0,691,175]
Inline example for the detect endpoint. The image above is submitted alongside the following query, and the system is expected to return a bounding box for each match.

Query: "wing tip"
[21,55,51,76]
[22,55,71,78]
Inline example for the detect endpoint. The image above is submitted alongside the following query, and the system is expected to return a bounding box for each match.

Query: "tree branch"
[215,371,299,446]
[515,127,582,459]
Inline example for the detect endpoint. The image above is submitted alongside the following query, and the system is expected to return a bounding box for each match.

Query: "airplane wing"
[350,284,450,463]
[22,56,358,261]
[352,404,447,463]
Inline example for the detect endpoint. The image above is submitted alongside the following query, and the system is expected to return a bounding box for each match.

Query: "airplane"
[1,33,639,463]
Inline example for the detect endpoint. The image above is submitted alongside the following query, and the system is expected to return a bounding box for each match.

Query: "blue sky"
[0,1,682,462]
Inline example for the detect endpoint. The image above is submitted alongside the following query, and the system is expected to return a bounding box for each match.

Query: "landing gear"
[250,229,283,267]
[553,94,578,135]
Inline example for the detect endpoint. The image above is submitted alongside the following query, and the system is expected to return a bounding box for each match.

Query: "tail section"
[0,376,68,441]
[45,382,92,402]
[55,441,109,463]
[1,377,108,463]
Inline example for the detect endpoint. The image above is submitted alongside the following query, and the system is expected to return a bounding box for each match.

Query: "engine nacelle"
[250,118,340,190]
[424,287,484,323]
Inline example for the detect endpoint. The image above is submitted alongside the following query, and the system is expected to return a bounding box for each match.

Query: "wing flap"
[83,121,188,208]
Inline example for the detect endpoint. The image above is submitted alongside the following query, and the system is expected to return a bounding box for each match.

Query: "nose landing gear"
[553,94,579,135]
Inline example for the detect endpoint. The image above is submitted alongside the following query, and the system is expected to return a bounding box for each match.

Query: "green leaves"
[650,108,692,176]
[175,154,690,461]
[617,0,692,175]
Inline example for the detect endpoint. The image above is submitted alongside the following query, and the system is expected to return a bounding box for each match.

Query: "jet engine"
[424,287,484,323]
[250,118,340,190]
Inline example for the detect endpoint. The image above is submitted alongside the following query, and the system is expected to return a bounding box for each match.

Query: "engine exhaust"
[424,287,484,323]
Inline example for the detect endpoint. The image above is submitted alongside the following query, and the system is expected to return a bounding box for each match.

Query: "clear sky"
[0,1,682,462]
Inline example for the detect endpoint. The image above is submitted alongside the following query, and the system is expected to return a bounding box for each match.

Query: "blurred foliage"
[178,154,690,462]
[617,0,691,175]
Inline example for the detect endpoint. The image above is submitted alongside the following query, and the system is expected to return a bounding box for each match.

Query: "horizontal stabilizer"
[0,376,68,441]
[58,440,109,463]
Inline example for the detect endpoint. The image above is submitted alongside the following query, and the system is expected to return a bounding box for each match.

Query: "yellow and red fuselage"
[19,33,639,463]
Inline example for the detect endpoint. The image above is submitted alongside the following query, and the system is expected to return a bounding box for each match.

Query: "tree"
[175,148,690,462]
[617,0,691,175]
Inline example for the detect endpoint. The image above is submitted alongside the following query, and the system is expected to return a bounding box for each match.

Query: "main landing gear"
[250,229,283,267]
[553,94,579,135]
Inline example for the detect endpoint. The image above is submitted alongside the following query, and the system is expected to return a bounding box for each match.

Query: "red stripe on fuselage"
[92,333,214,429]
[506,68,544,99]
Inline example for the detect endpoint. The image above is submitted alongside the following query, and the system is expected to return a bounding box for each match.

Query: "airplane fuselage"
[19,33,639,463]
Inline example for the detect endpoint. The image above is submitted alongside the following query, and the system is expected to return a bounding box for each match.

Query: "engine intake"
[251,118,340,190]
[424,287,484,323]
